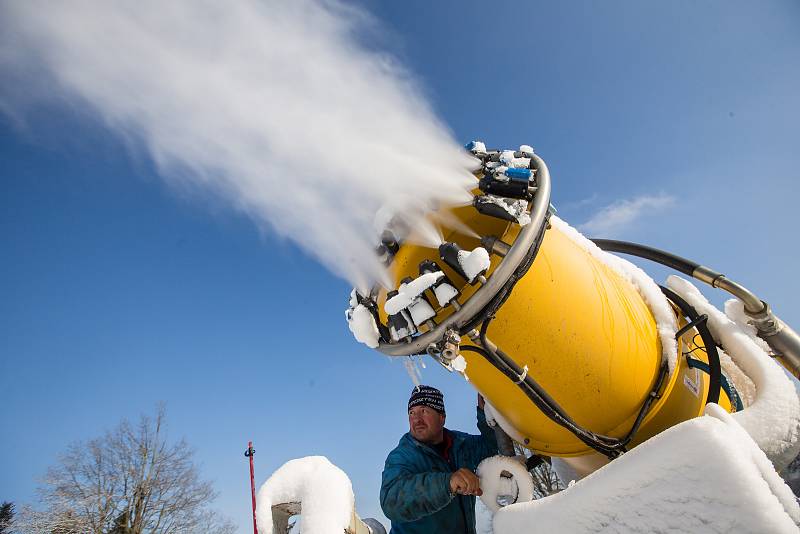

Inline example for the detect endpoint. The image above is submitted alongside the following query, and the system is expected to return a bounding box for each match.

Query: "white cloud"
[578,193,675,237]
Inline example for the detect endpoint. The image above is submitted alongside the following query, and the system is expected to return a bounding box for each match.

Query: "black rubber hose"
[660,286,722,405]
[459,345,621,458]
[473,320,628,456]
[591,239,699,277]
[617,362,668,448]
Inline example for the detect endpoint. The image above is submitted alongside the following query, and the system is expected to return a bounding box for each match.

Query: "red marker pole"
[245,441,258,534]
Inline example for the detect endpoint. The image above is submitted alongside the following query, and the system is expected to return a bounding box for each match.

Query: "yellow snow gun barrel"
[591,239,800,380]
[346,144,737,460]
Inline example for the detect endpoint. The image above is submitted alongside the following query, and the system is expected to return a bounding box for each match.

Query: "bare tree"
[510,443,564,499]
[16,406,234,534]
[15,503,90,533]
[0,502,15,534]
[529,461,564,499]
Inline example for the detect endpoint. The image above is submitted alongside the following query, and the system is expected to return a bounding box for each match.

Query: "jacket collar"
[404,428,462,456]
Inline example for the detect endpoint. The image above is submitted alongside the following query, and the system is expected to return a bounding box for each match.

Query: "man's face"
[408,405,445,444]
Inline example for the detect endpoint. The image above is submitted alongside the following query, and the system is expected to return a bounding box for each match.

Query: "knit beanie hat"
[408,385,446,415]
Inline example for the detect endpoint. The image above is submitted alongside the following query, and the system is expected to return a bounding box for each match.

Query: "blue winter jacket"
[380,408,498,534]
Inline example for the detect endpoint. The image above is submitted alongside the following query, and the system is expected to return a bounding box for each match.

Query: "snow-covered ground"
[492,406,799,533]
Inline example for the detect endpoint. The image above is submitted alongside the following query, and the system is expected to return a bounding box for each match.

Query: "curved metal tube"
[592,239,800,377]
[692,266,765,315]
[377,154,552,356]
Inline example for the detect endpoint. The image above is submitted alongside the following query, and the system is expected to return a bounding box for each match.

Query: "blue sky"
[2,1,799,530]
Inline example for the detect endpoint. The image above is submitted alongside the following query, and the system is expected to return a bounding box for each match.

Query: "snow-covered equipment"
[473,194,530,225]
[438,242,489,285]
[465,140,487,156]
[419,259,460,307]
[344,140,800,480]
[385,289,417,342]
[398,276,438,325]
[476,455,535,513]
[255,456,383,534]
[479,166,533,199]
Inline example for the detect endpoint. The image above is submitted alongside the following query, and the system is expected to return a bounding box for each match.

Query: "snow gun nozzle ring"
[362,145,552,357]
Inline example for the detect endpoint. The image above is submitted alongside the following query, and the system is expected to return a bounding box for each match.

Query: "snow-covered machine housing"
[345,141,800,473]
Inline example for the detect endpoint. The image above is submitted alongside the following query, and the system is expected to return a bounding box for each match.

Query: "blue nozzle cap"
[504,167,532,180]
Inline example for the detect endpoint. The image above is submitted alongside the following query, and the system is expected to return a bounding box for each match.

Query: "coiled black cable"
[462,312,670,459]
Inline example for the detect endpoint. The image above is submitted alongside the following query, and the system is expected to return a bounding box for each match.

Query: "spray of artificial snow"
[255,456,354,534]
[0,0,475,289]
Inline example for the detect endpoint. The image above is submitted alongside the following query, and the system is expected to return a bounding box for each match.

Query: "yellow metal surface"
[379,204,729,457]
[464,225,667,455]
[627,309,733,449]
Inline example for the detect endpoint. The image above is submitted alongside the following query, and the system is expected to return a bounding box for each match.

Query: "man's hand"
[449,468,482,496]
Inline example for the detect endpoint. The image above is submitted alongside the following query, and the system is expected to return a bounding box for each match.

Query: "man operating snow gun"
[347,141,800,476]
[380,385,498,534]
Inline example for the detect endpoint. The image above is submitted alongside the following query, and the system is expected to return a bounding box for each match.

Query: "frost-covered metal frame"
[376,153,552,357]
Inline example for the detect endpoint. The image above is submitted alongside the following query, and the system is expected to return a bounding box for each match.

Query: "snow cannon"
[345,141,800,473]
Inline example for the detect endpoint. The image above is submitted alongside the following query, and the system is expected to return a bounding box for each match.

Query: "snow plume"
[578,193,674,237]
[0,0,474,288]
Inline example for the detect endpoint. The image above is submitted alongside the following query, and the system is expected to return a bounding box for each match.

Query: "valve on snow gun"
[468,141,537,200]
[479,166,534,200]
[438,242,489,285]
[464,140,488,157]
[375,230,401,265]
[419,260,461,308]
[473,195,531,224]
[425,328,465,375]
[385,289,417,342]
[384,270,453,338]
[398,276,437,328]
[441,329,461,360]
